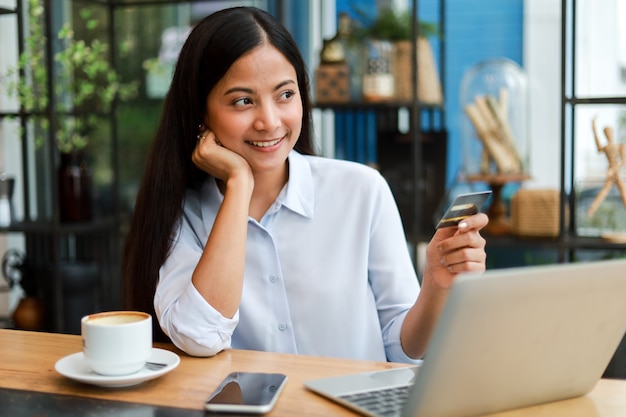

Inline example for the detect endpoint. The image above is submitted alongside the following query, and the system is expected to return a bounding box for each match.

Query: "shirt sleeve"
[154,193,238,357]
[367,173,423,364]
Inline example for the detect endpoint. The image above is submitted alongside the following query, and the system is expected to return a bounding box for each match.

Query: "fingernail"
[440,257,445,265]
[458,221,468,230]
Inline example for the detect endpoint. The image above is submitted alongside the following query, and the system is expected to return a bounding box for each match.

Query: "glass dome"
[460,58,529,177]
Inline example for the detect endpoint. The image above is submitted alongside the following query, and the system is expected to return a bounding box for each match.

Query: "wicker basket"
[393,38,443,105]
[511,189,561,237]
[315,64,350,103]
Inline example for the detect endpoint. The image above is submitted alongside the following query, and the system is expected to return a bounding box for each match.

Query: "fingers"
[438,232,486,268]
[193,129,224,172]
[197,127,220,148]
[439,245,486,274]
[192,125,253,184]
[433,214,487,251]
[439,225,486,256]
[455,213,489,233]
[433,214,487,271]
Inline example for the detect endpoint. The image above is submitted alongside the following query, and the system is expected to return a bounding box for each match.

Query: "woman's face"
[205,43,303,176]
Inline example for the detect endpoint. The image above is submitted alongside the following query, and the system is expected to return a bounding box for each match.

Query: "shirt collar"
[203,150,315,219]
[278,151,314,219]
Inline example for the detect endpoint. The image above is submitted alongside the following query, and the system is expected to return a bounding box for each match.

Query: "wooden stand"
[466,173,531,236]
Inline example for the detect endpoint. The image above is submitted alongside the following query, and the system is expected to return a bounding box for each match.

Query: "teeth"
[249,138,281,147]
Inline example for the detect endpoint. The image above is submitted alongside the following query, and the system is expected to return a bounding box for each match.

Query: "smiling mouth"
[248,137,283,148]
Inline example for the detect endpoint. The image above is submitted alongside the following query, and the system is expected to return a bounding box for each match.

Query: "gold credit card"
[436,191,492,229]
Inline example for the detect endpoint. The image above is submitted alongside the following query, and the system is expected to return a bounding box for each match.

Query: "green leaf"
[350,4,439,41]
[86,19,98,30]
[79,8,92,20]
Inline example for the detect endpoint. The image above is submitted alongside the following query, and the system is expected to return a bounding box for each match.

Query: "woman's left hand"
[400,212,489,358]
[423,213,489,290]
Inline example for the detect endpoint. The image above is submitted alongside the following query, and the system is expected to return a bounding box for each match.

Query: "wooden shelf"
[0,217,118,234]
[314,101,444,110]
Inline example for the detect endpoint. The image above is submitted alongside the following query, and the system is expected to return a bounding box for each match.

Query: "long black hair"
[123,7,315,340]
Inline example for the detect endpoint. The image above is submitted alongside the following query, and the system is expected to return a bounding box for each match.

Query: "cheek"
[288,105,304,136]
[208,113,248,144]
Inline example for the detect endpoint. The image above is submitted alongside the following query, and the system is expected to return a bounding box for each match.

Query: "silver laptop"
[304,259,626,417]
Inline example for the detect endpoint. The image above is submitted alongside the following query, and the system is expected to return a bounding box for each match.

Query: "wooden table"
[1,329,626,416]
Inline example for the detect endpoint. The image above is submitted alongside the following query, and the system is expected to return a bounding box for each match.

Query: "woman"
[123,6,488,362]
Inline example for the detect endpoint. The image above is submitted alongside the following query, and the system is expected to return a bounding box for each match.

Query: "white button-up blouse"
[155,151,422,363]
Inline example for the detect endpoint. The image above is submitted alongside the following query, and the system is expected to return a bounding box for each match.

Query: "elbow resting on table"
[167,330,229,357]
[161,323,231,357]
[179,343,225,358]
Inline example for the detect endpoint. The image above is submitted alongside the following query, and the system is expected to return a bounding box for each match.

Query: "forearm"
[400,272,450,359]
[399,215,487,358]
[192,174,253,318]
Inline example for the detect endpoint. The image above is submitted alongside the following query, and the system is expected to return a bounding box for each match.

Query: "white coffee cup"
[81,311,152,376]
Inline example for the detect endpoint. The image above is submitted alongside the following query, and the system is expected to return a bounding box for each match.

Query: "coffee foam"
[87,312,148,326]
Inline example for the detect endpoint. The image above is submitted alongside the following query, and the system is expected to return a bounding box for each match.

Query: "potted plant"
[353,6,438,41]
[352,5,443,104]
[2,0,138,222]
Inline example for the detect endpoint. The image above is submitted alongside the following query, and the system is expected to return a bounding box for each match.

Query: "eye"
[279,90,296,101]
[233,97,253,107]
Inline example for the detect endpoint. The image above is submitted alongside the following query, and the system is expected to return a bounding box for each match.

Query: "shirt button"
[269,275,278,283]
[278,322,287,331]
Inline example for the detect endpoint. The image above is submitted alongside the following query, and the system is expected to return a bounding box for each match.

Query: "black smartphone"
[205,372,288,414]
[436,190,492,229]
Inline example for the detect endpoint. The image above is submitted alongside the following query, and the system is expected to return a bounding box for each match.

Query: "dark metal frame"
[559,0,626,262]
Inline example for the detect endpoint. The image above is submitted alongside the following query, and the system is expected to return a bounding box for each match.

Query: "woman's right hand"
[189,129,253,319]
[192,129,253,187]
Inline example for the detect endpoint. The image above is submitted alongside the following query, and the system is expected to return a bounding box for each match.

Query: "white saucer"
[55,348,180,388]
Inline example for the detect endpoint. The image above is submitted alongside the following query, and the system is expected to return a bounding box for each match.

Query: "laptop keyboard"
[339,385,411,417]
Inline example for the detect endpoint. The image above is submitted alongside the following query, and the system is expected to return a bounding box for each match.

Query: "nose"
[253,103,280,132]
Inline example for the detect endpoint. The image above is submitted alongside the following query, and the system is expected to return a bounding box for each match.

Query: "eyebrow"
[224,80,297,96]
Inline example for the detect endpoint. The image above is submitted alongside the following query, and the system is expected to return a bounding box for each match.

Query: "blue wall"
[335,0,524,185]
